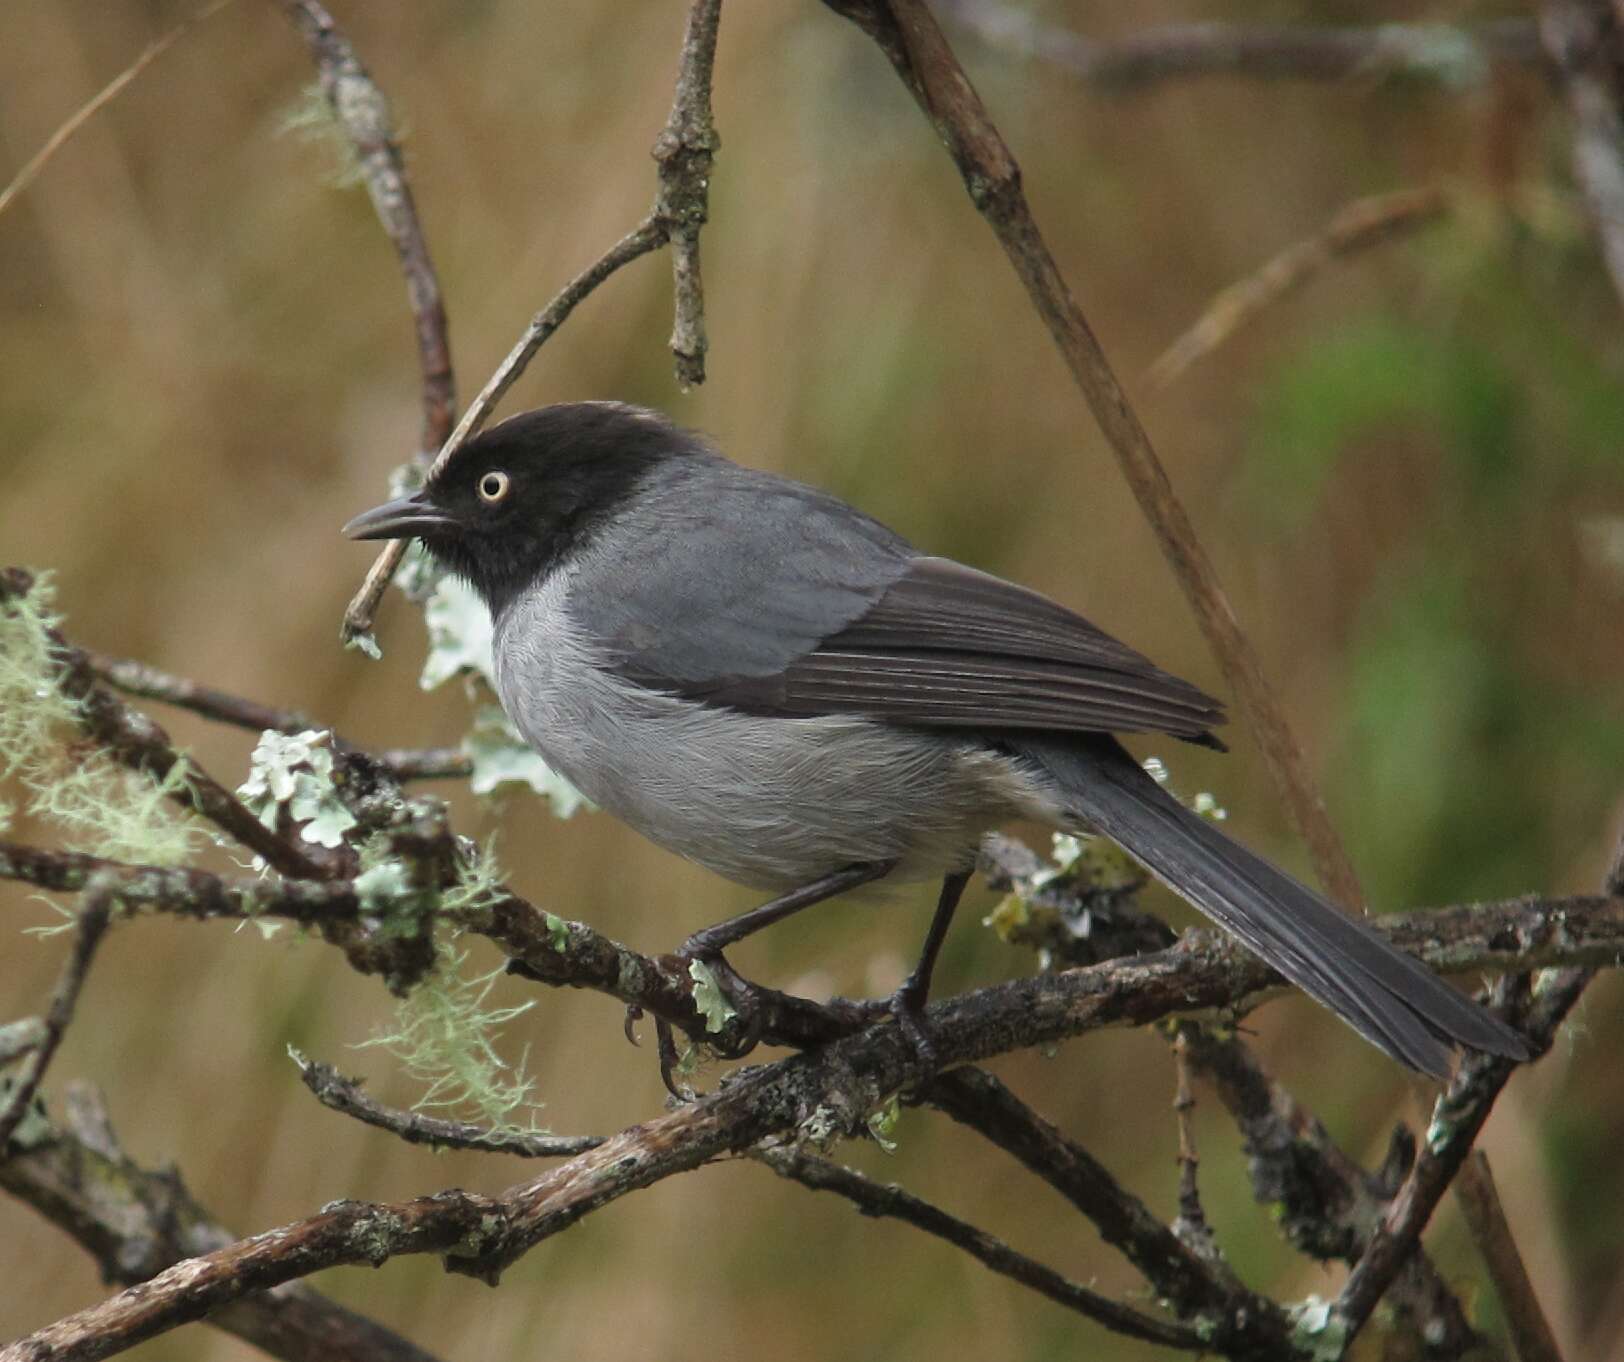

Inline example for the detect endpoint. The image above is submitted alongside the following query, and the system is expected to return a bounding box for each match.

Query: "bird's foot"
[635,947,767,1100]
[887,977,940,1074]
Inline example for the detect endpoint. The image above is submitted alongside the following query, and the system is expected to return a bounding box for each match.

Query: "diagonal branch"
[0,886,114,1149]
[1,1082,447,1362]
[823,0,1365,908]
[1541,0,1624,312]
[295,1056,602,1158]
[342,0,729,646]
[937,4,1542,91]
[0,0,238,221]
[274,0,456,456]
[751,1146,1207,1350]
[1147,186,1451,389]
[925,1068,1273,1344]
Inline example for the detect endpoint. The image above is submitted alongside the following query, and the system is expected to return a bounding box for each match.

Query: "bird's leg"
[887,869,972,1071]
[636,860,896,1095]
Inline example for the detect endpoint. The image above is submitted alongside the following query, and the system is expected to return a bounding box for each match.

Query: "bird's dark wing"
[682,556,1226,744]
[569,464,1226,745]
[565,458,916,682]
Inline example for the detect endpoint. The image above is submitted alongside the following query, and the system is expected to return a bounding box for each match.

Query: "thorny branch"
[341,0,727,647]
[0,1083,447,1362]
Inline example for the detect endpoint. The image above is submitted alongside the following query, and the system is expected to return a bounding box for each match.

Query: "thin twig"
[1169,1027,1220,1264]
[1147,186,1451,388]
[925,1068,1274,1348]
[0,0,238,221]
[0,1082,448,1362]
[825,0,1366,909]
[0,886,114,1149]
[1179,1025,1481,1351]
[85,649,475,779]
[1455,1152,1567,1362]
[656,0,723,387]
[1331,969,1588,1343]
[274,0,456,456]
[340,217,667,648]
[296,1056,602,1158]
[1541,0,1624,312]
[343,0,729,645]
[751,1146,1207,1350]
[85,649,322,736]
[938,5,1542,90]
[1333,824,1624,1341]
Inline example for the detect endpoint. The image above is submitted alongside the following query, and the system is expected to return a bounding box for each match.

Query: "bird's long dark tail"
[1016,737,1529,1077]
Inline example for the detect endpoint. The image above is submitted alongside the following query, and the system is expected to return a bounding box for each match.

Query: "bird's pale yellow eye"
[478,470,511,504]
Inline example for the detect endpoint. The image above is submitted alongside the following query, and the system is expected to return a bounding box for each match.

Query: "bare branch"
[1,1083,448,1362]
[1456,1152,1567,1362]
[1147,186,1450,389]
[752,1146,1208,1350]
[938,4,1541,90]
[1331,968,1588,1342]
[0,0,238,221]
[343,0,729,644]
[824,0,1365,909]
[85,649,475,780]
[656,0,723,387]
[274,0,456,455]
[296,1056,602,1158]
[0,887,114,1149]
[85,649,323,737]
[924,1067,1279,1349]
[1541,0,1624,311]
[1179,1025,1481,1352]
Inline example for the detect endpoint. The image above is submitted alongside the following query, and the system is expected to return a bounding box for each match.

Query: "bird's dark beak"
[343,491,456,541]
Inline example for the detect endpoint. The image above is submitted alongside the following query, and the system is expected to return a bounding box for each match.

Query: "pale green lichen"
[688,959,735,1034]
[866,1095,902,1154]
[358,945,538,1132]
[462,706,588,816]
[0,573,201,868]
[276,81,366,188]
[237,729,357,849]
[1289,1295,1349,1362]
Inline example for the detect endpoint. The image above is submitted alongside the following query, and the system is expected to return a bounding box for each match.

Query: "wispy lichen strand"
[0,574,200,865]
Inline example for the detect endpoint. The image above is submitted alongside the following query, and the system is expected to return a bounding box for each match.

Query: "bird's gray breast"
[490,572,1050,890]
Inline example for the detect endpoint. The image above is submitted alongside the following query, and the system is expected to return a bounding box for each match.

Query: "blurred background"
[3,1,1623,1358]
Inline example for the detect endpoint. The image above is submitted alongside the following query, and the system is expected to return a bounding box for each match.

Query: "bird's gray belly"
[492,579,1050,890]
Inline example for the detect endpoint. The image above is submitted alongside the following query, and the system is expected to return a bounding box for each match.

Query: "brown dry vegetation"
[3,2,1624,1360]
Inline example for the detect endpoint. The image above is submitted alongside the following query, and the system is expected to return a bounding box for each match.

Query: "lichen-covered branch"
[0,1083,447,1362]
[295,1056,602,1158]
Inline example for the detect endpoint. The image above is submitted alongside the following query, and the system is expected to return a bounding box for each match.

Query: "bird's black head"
[344,402,710,616]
